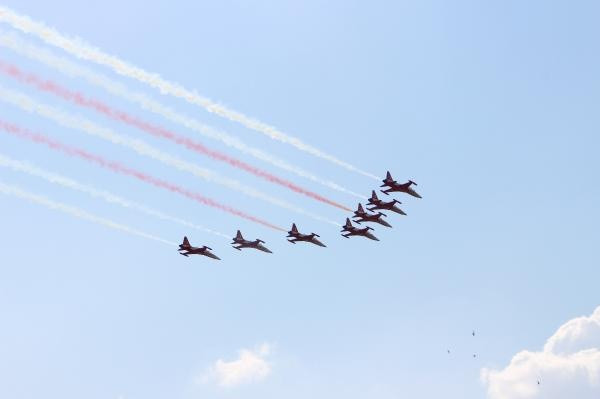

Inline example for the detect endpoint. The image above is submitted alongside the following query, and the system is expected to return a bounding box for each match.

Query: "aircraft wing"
[310,237,326,247]
[257,244,273,253]
[203,250,221,260]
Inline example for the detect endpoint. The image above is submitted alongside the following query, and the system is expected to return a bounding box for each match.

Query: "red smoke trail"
[0,120,285,232]
[0,61,351,212]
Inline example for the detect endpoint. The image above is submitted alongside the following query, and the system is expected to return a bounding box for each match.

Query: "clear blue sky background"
[0,1,599,398]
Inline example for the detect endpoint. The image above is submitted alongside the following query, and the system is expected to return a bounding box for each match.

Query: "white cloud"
[482,306,600,399]
[201,343,272,388]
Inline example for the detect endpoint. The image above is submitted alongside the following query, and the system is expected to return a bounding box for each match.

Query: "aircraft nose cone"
[380,220,392,228]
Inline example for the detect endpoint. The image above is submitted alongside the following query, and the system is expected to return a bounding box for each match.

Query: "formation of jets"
[178,171,421,260]
[340,171,421,242]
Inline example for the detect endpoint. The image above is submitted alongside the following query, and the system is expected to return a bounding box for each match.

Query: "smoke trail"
[0,7,379,180]
[0,180,176,246]
[0,153,229,239]
[0,31,367,200]
[0,85,340,226]
[0,120,287,231]
[0,61,354,210]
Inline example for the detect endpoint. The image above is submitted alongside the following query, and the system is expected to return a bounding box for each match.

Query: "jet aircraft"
[286,223,326,247]
[352,203,392,228]
[231,230,272,253]
[380,171,422,198]
[367,190,407,215]
[340,218,379,241]
[178,236,221,260]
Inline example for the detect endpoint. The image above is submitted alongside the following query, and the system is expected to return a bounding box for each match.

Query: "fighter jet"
[341,218,379,241]
[367,190,407,215]
[380,171,422,198]
[178,236,221,260]
[231,230,272,253]
[286,223,326,247]
[352,203,392,228]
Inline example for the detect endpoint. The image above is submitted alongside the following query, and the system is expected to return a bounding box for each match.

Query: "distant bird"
[472,330,475,336]
[447,349,451,354]
[473,354,477,358]
[537,380,540,385]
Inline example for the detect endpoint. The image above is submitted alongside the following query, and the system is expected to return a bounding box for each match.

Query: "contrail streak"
[0,60,353,210]
[0,120,286,231]
[0,85,340,226]
[0,7,379,180]
[0,153,229,239]
[0,31,367,200]
[0,180,177,246]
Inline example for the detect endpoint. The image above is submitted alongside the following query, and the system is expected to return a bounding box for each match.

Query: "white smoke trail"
[0,180,176,246]
[0,85,340,226]
[0,30,367,199]
[0,153,229,239]
[0,7,379,180]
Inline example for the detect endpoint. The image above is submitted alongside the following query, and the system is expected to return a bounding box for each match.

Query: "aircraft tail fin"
[371,190,378,200]
[291,223,298,233]
[386,171,393,180]
[236,230,243,240]
[357,203,365,213]
[345,218,353,228]
[182,236,191,247]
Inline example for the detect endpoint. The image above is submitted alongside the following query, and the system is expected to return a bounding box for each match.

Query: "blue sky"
[0,1,599,398]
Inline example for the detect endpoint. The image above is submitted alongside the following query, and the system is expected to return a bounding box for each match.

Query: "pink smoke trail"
[0,61,351,212]
[0,119,285,231]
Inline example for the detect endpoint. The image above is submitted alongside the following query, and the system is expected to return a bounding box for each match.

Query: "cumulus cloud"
[482,306,600,399]
[201,343,272,388]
